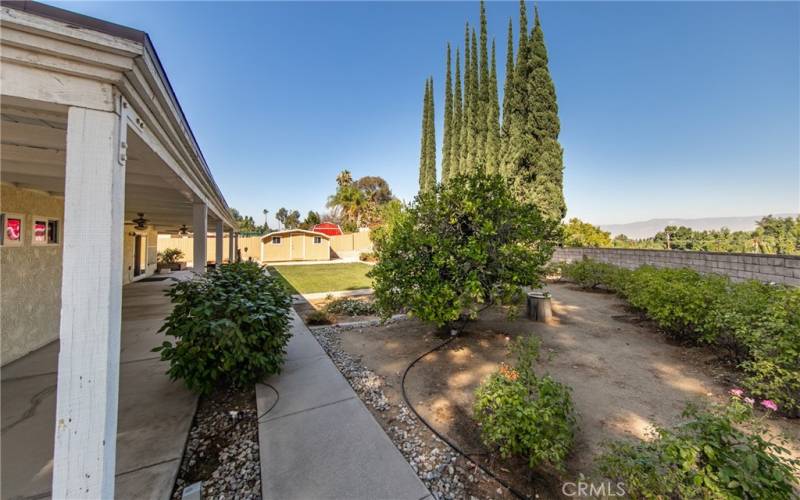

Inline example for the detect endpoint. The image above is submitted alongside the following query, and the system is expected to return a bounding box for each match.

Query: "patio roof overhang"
[1,3,241,497]
[1,0,237,231]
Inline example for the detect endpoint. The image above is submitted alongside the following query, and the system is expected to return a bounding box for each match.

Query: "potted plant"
[157,248,186,272]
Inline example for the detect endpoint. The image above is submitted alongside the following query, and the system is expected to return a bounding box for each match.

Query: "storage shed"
[262,229,330,262]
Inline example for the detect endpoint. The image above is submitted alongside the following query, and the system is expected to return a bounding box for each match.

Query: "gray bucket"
[527,291,552,322]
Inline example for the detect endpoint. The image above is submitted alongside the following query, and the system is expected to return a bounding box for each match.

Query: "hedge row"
[555,259,800,413]
[598,399,799,498]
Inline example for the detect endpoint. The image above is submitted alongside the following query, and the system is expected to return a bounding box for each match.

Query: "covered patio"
[1,2,239,497]
[2,275,196,499]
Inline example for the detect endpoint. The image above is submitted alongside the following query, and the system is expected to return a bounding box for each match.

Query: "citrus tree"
[369,172,558,327]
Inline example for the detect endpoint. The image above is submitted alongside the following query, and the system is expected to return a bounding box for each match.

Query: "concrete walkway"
[295,287,373,302]
[256,311,430,500]
[1,275,196,500]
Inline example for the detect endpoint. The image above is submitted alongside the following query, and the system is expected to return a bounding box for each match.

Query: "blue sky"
[51,1,799,227]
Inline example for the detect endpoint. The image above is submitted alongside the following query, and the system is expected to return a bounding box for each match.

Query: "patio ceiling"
[1,97,222,231]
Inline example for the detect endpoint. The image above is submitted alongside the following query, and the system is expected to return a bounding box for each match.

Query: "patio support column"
[53,106,126,499]
[228,228,235,263]
[193,203,207,274]
[215,220,224,265]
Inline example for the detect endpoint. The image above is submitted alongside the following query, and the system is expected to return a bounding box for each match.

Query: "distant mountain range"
[599,214,798,240]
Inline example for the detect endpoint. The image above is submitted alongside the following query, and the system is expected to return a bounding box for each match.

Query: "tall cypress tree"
[502,18,514,137]
[500,0,532,180]
[485,39,501,174]
[442,44,453,183]
[479,1,489,93]
[459,23,471,173]
[476,0,489,169]
[424,77,437,192]
[529,6,565,220]
[466,28,481,170]
[517,0,528,66]
[450,48,462,181]
[418,78,430,192]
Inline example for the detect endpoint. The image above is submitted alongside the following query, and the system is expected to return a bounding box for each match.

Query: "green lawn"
[267,263,373,294]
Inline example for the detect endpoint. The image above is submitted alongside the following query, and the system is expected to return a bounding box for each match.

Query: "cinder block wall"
[552,247,800,286]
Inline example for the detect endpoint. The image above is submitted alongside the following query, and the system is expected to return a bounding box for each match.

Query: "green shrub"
[158,247,184,265]
[559,258,630,291]
[598,400,800,499]
[325,297,376,316]
[706,281,800,412]
[738,286,800,412]
[370,172,558,327]
[154,262,292,394]
[305,309,334,325]
[622,266,728,343]
[706,280,777,362]
[474,337,576,470]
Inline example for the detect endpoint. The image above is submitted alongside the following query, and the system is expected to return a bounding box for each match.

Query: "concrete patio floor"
[1,274,196,500]
[256,311,430,500]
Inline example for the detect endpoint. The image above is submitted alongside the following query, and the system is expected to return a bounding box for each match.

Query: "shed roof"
[312,222,343,236]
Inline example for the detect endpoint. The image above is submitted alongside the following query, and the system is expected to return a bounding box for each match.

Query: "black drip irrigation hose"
[257,383,280,420]
[400,335,530,500]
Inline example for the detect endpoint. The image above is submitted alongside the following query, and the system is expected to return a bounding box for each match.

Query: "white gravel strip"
[311,321,493,500]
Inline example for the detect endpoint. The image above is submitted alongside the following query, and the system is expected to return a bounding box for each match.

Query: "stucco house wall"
[1,184,64,365]
[0,184,159,365]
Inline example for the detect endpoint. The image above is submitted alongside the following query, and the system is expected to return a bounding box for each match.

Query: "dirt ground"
[333,282,800,498]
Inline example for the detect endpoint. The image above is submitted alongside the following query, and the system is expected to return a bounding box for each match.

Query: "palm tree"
[262,209,269,232]
[327,185,366,228]
[336,170,353,187]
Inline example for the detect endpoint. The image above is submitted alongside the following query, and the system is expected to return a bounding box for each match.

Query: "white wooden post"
[228,229,235,263]
[215,221,224,265]
[52,106,126,499]
[193,203,207,273]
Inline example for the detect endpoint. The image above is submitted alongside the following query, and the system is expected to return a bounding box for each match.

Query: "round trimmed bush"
[154,261,292,394]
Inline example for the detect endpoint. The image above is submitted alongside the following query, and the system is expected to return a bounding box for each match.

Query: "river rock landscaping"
[311,319,514,500]
[171,385,261,499]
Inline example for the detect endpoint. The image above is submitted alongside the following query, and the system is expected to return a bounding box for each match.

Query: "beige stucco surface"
[157,232,372,264]
[1,185,159,365]
[1,184,64,365]
[264,234,292,261]
[263,231,330,262]
[156,234,246,264]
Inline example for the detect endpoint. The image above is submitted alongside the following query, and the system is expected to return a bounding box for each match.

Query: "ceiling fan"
[178,224,189,236]
[131,213,148,230]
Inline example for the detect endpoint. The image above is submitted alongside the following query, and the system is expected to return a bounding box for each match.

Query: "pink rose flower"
[729,388,744,397]
[760,400,778,412]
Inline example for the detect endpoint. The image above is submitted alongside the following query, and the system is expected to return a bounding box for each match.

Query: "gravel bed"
[312,320,504,500]
[172,385,261,499]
